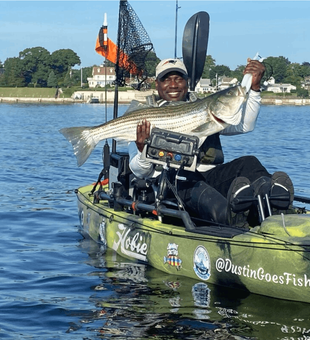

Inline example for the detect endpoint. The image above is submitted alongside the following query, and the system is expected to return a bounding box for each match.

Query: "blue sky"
[1,1,309,70]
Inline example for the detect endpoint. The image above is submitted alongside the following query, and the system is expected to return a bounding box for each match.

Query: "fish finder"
[141,127,199,172]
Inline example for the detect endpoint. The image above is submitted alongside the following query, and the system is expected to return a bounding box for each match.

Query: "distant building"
[217,77,238,90]
[195,76,239,93]
[87,66,116,88]
[196,79,213,93]
[265,77,296,93]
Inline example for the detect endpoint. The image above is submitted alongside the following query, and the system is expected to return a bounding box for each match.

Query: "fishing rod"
[102,13,110,178]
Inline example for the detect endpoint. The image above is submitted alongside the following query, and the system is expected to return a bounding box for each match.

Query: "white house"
[87,66,116,88]
[265,77,296,93]
[217,76,238,90]
[196,79,214,93]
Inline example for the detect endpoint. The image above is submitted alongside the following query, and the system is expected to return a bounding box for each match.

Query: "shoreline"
[261,98,310,106]
[1,94,310,106]
[0,89,153,105]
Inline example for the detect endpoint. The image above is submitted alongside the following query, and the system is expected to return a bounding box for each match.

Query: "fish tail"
[60,126,97,167]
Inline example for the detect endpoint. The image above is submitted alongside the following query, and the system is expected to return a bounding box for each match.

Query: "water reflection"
[78,235,310,340]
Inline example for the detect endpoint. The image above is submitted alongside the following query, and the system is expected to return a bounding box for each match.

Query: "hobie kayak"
[76,173,310,303]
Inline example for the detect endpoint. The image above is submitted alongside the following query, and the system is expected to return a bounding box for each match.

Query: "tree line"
[0,47,85,88]
[203,55,310,92]
[0,46,309,95]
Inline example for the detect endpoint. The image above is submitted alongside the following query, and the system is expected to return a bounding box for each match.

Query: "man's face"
[156,71,188,102]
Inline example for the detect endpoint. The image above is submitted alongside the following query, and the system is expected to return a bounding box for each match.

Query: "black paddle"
[182,11,210,91]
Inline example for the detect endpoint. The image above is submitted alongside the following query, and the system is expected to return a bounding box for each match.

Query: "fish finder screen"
[156,136,192,153]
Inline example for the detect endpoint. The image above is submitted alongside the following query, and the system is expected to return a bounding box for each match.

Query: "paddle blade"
[182,11,210,91]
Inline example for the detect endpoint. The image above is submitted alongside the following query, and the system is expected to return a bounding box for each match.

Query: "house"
[196,79,214,93]
[265,77,296,93]
[193,76,239,93]
[217,77,238,90]
[87,66,116,88]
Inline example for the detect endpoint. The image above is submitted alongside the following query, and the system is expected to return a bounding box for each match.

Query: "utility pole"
[174,0,181,59]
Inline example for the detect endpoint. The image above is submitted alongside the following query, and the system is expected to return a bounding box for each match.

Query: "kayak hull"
[77,184,310,303]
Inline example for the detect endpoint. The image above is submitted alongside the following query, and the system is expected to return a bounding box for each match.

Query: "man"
[128,58,294,227]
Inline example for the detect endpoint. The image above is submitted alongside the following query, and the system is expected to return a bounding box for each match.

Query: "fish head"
[208,85,246,126]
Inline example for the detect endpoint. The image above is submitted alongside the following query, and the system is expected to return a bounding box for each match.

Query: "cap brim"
[157,68,188,79]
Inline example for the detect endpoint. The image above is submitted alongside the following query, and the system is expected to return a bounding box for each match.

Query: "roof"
[199,79,211,86]
[92,66,115,76]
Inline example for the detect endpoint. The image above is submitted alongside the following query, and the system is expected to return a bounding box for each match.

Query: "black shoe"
[269,171,294,210]
[227,177,254,228]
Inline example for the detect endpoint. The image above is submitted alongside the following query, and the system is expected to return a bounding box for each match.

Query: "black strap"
[90,168,106,195]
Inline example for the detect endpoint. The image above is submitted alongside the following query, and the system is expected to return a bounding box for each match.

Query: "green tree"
[264,56,290,83]
[144,51,160,77]
[19,46,51,86]
[63,70,74,87]
[231,64,245,82]
[202,55,216,78]
[0,60,4,86]
[296,87,309,98]
[81,66,92,84]
[50,49,81,80]
[300,62,310,79]
[3,57,25,86]
[210,65,231,80]
[283,63,303,87]
[47,70,57,87]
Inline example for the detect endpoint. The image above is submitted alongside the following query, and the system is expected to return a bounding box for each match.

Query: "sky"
[1,1,310,70]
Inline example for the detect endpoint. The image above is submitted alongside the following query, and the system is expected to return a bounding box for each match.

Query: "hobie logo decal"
[112,224,148,261]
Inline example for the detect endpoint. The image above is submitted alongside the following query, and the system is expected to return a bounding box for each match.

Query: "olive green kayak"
[76,183,310,304]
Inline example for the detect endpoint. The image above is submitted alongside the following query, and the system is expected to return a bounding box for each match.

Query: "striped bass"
[60,85,246,166]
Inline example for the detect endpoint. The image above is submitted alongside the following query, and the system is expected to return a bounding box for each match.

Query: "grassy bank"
[0,87,76,98]
[0,86,138,99]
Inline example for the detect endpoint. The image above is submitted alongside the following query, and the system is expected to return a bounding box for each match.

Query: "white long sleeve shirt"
[129,90,261,179]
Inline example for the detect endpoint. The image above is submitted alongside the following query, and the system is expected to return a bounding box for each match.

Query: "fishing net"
[115,0,154,88]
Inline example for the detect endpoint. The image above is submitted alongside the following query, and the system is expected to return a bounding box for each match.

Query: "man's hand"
[244,58,265,91]
[135,119,151,152]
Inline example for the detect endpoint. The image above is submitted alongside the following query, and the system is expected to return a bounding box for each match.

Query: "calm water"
[1,102,310,339]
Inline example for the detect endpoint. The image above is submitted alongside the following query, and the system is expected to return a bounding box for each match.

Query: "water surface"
[1,102,310,339]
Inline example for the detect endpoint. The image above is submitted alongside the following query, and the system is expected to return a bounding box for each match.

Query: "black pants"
[177,155,270,217]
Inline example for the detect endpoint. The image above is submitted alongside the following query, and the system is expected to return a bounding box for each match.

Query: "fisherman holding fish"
[128,58,294,227]
[60,57,294,227]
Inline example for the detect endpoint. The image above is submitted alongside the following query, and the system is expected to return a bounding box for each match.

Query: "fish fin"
[60,126,96,167]
[123,100,150,115]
